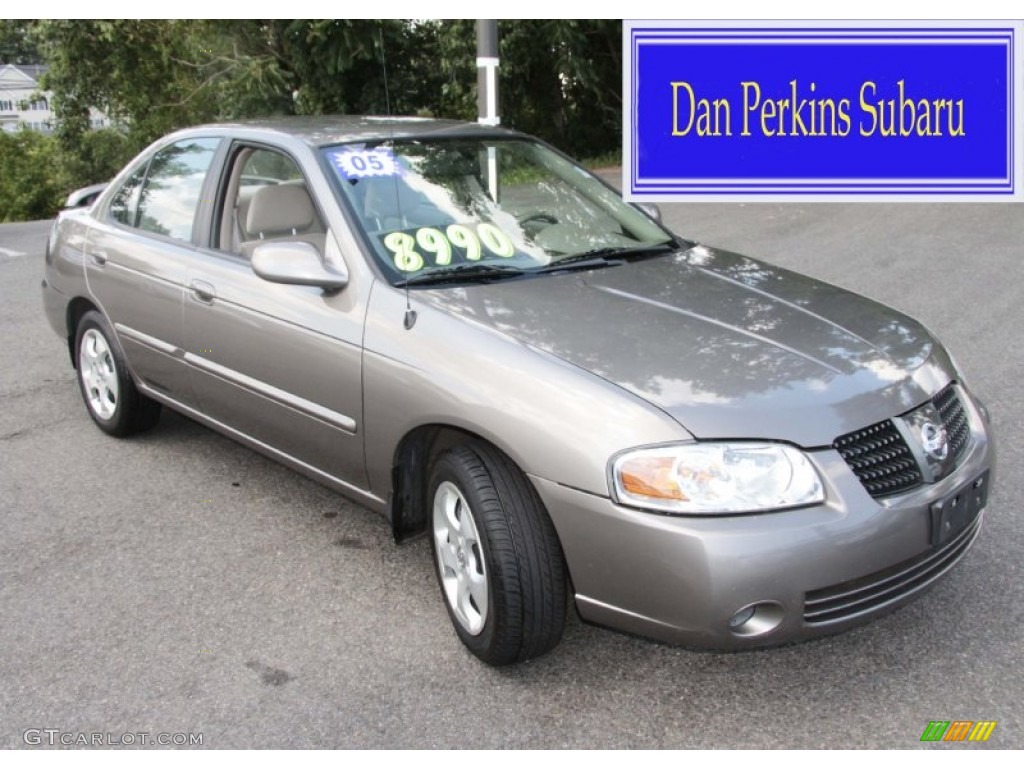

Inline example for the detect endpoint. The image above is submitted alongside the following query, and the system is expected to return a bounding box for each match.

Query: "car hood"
[416,245,953,447]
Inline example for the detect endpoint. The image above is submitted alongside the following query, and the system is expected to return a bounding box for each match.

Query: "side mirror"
[251,241,348,291]
[65,182,108,209]
[636,202,662,222]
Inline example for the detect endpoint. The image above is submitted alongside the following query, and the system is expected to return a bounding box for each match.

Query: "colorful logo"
[921,721,997,742]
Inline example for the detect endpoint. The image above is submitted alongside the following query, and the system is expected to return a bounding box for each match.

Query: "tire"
[74,310,161,436]
[428,442,567,665]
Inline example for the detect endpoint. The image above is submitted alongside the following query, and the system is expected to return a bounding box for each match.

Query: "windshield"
[321,137,674,283]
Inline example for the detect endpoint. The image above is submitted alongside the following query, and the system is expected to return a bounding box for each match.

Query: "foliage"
[0,129,64,222]
[498,20,622,159]
[431,20,622,158]
[279,20,438,116]
[31,19,623,154]
[0,20,41,64]
[35,20,223,154]
[0,125,135,221]
[4,19,625,222]
[62,128,136,191]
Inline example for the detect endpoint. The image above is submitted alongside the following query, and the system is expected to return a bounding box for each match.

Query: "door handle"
[190,279,216,303]
[90,250,108,266]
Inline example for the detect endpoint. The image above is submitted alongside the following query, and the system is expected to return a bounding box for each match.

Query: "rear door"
[85,137,222,405]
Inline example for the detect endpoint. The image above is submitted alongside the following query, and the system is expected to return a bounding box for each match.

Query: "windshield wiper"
[535,242,676,273]
[395,263,526,287]
[395,243,678,285]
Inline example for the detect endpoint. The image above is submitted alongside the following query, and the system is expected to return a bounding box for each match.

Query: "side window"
[109,165,147,226]
[221,148,325,258]
[241,149,303,185]
[134,138,220,242]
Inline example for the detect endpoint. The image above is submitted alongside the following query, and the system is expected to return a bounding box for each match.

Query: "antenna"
[378,25,393,118]
[377,24,416,330]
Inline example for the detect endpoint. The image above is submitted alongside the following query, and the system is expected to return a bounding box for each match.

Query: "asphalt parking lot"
[1,189,1022,748]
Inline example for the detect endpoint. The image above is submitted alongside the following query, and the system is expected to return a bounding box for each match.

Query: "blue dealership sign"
[624,21,1024,201]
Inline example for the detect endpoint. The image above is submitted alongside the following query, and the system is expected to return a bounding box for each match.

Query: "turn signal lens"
[618,456,687,500]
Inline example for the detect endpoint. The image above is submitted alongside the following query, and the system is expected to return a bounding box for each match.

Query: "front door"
[182,146,367,491]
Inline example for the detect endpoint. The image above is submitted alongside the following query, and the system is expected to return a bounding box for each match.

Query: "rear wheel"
[429,442,567,665]
[74,310,161,436]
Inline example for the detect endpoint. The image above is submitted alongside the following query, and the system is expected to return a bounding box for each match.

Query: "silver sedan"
[42,117,995,665]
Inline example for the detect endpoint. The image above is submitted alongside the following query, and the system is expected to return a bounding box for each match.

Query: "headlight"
[610,443,824,514]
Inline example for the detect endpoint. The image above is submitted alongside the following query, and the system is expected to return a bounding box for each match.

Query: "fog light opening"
[728,606,756,629]
[728,601,784,638]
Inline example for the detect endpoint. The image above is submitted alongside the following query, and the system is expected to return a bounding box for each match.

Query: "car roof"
[179,115,520,148]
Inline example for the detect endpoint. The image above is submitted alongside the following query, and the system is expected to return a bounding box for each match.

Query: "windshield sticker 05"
[329,148,399,179]
[383,224,516,272]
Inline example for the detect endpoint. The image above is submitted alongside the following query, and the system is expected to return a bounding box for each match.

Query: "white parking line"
[0,246,28,259]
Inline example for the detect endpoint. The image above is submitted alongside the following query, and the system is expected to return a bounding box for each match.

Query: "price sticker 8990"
[383,224,516,272]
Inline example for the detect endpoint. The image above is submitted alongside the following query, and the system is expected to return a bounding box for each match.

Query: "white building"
[0,63,109,134]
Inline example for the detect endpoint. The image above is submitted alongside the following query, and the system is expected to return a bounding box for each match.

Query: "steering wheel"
[516,211,559,237]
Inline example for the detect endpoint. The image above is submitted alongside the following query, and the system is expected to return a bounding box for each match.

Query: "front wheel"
[429,442,567,665]
[74,310,161,436]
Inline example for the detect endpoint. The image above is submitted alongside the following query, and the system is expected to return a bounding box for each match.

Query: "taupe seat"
[241,184,325,258]
[230,185,259,252]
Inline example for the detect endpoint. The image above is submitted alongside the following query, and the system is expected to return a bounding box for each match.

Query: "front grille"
[835,383,973,498]
[833,420,923,497]
[803,513,982,625]
[934,383,969,461]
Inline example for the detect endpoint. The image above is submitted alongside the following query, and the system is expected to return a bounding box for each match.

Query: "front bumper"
[532,387,994,650]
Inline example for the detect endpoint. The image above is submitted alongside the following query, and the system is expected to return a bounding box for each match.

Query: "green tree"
[7,19,626,223]
[433,20,622,158]
[32,19,623,158]
[502,20,621,157]
[0,129,64,221]
[63,128,135,189]
[36,20,223,154]
[0,20,41,64]
[264,20,444,116]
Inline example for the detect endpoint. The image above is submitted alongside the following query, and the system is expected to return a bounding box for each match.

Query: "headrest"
[246,184,316,237]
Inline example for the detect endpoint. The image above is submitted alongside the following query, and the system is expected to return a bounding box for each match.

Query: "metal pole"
[477,20,500,201]
[476,20,499,126]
